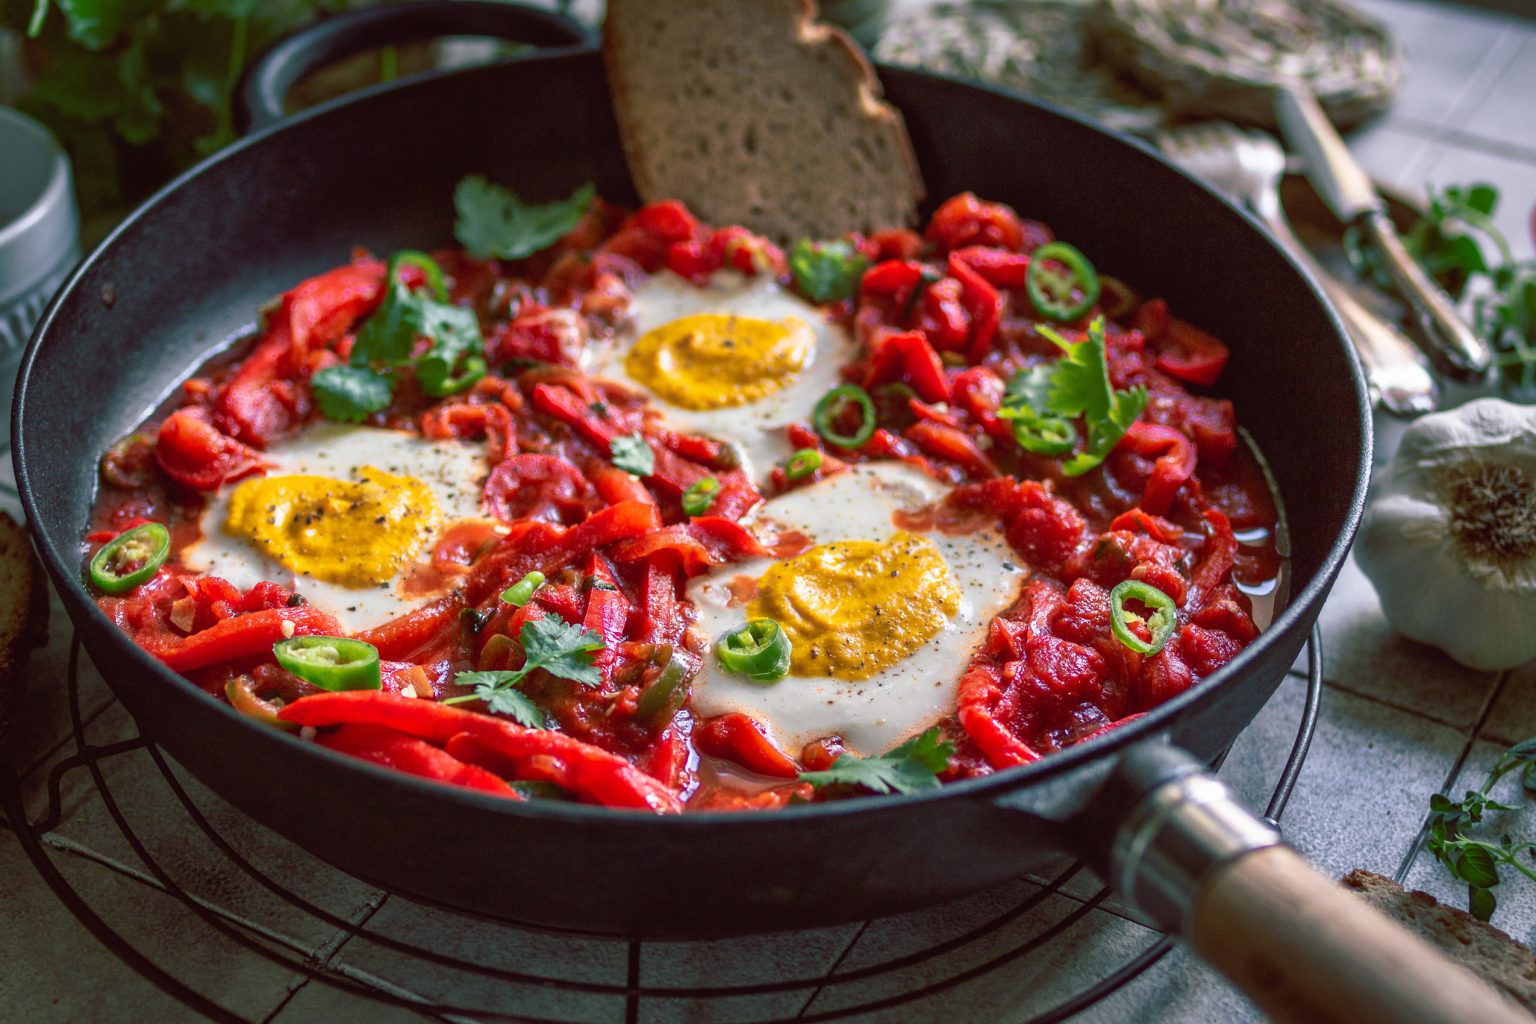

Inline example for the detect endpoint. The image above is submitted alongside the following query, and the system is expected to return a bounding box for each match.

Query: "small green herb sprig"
[1425,736,1536,923]
[1345,183,1536,398]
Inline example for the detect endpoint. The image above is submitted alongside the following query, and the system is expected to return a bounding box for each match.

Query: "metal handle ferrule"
[1111,772,1282,933]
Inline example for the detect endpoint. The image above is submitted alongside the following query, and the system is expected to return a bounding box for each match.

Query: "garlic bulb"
[1356,398,1536,671]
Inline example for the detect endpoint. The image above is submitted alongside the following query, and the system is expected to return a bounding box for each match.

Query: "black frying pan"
[15,6,1517,1020]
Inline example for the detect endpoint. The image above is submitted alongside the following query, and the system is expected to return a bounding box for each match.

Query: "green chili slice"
[1026,241,1101,322]
[682,477,720,516]
[812,384,877,449]
[225,677,294,730]
[1108,580,1178,656]
[997,408,1078,456]
[717,619,792,682]
[502,571,546,607]
[273,635,382,691]
[388,249,448,301]
[89,522,171,594]
[784,448,822,480]
[635,647,692,724]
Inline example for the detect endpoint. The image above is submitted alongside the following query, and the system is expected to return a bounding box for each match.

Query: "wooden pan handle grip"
[1190,845,1526,1024]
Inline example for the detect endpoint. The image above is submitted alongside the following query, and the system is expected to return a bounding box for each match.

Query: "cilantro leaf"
[347,254,487,400]
[610,433,655,477]
[453,176,595,261]
[310,365,393,423]
[799,727,954,795]
[1001,317,1148,476]
[442,612,606,720]
[517,615,605,688]
[454,670,547,728]
[789,239,870,303]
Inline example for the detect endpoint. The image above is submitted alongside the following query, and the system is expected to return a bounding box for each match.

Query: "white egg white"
[686,463,1028,759]
[180,424,489,631]
[588,270,858,484]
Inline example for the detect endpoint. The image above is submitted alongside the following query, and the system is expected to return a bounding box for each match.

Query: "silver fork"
[1157,122,1438,417]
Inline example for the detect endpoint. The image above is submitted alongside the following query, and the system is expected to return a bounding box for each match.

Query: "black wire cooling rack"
[0,626,1324,1024]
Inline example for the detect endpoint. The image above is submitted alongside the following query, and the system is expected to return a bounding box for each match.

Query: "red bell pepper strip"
[634,557,683,646]
[1153,317,1230,388]
[947,252,1003,362]
[355,595,463,661]
[1188,509,1238,612]
[146,605,341,673]
[904,420,998,478]
[529,382,624,448]
[956,662,1041,768]
[582,553,630,684]
[1108,508,1186,544]
[1117,422,1197,516]
[483,453,597,524]
[276,692,682,812]
[693,713,800,778]
[154,408,267,492]
[865,330,950,402]
[610,517,766,576]
[318,722,521,798]
[216,260,388,445]
[921,277,970,350]
[948,246,1029,289]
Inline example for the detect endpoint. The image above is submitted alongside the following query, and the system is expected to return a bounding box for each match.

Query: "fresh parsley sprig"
[998,317,1149,475]
[454,176,595,261]
[442,614,606,727]
[1424,736,1536,922]
[799,727,954,796]
[789,238,870,303]
[1345,182,1536,398]
[311,250,487,421]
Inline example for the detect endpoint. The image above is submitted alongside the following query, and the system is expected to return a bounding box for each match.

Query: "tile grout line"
[793,919,872,1019]
[1316,675,1487,733]
[1393,669,1513,885]
[258,890,395,1024]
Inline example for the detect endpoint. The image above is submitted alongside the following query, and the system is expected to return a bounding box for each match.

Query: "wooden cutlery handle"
[1190,845,1527,1024]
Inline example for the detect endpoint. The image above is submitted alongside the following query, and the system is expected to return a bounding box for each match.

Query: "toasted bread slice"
[603,0,924,242]
[1342,869,1536,1012]
[0,511,49,740]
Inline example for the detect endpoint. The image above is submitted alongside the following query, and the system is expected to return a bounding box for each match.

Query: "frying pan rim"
[13,48,1371,828]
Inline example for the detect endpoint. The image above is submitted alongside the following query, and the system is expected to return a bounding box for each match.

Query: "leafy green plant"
[1424,736,1536,923]
[6,0,371,216]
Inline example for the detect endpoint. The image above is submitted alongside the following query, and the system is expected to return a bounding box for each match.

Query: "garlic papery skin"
[1355,398,1536,672]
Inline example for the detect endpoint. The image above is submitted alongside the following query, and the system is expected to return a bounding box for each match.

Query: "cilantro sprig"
[1425,736,1536,923]
[442,614,606,726]
[799,728,954,796]
[312,250,487,422]
[454,176,595,261]
[789,238,870,303]
[998,317,1148,475]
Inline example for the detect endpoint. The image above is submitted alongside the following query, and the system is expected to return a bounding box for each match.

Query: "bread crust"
[0,511,49,742]
[1342,868,1536,1012]
[603,0,925,241]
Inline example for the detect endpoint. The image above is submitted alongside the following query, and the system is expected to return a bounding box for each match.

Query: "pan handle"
[1094,744,1525,1023]
[234,0,593,134]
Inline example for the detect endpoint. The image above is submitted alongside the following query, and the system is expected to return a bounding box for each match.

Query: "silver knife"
[1273,84,1491,379]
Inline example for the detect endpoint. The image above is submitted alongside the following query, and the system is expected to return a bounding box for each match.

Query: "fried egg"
[181,424,489,631]
[589,270,858,483]
[686,463,1027,758]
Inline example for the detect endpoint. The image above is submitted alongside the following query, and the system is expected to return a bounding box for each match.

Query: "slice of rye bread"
[0,511,49,742]
[602,0,925,242]
[1342,869,1536,1013]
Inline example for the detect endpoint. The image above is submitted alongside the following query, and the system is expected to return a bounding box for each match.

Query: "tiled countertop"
[4,0,1536,1020]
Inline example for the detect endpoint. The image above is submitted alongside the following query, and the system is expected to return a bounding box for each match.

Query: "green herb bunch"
[1425,736,1536,923]
[6,0,372,218]
[1345,183,1536,398]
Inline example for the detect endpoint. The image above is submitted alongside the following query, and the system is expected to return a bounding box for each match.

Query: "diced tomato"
[926,193,1026,252]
